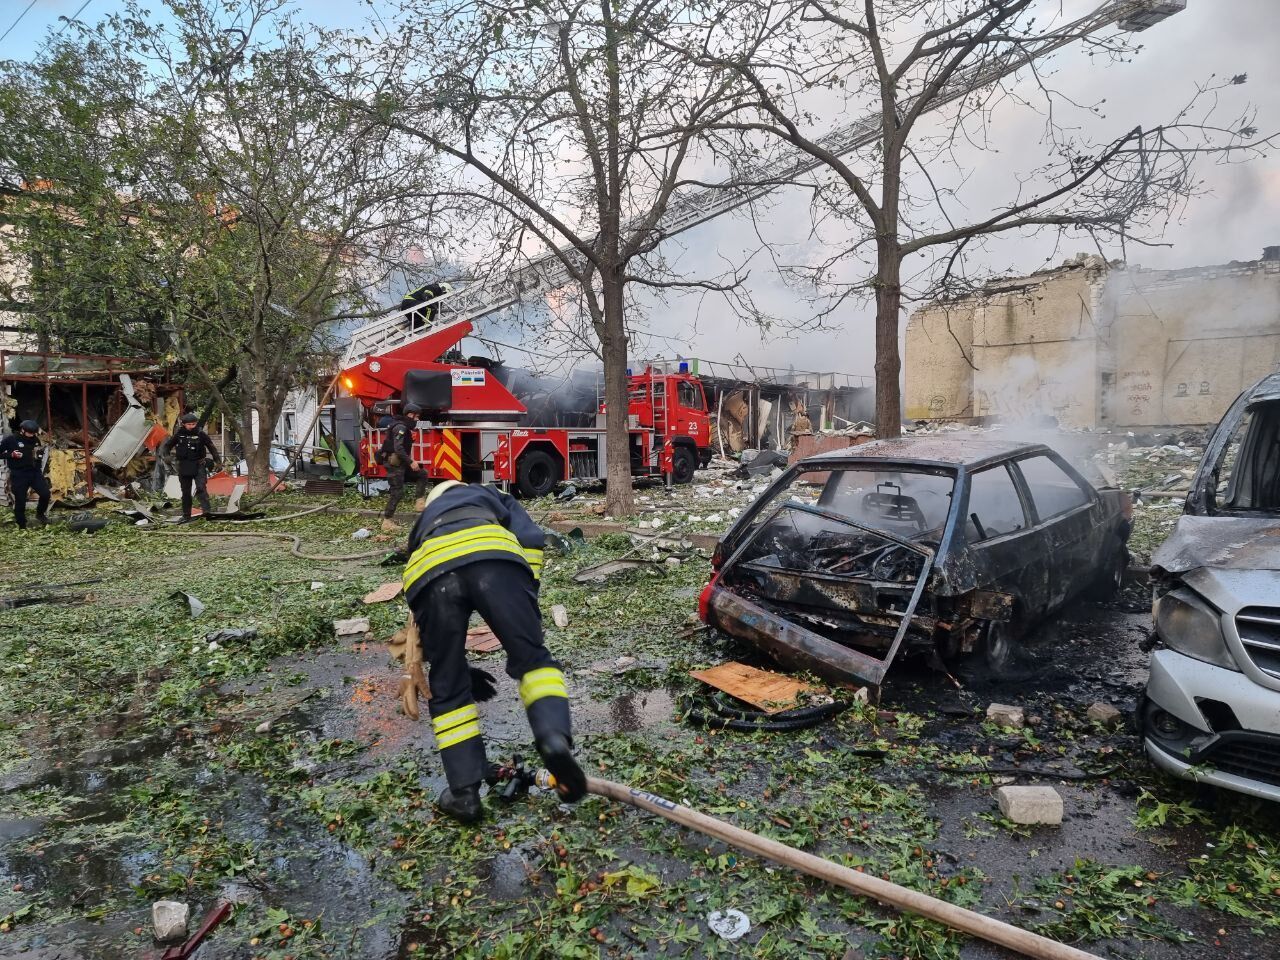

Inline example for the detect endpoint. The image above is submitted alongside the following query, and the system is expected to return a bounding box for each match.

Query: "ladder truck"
[337,0,1185,495]
[340,318,713,496]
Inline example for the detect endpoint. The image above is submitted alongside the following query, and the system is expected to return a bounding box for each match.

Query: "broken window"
[965,465,1027,541]
[1213,410,1251,509]
[1016,455,1090,522]
[1214,401,1280,514]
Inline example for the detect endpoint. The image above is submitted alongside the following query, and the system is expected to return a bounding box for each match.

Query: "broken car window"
[965,465,1027,541]
[1016,455,1090,522]
[819,468,954,537]
[1214,402,1280,513]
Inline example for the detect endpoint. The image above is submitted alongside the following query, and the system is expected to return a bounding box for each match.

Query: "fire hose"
[487,764,1098,960]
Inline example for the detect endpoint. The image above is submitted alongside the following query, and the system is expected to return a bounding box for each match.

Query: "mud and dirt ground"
[0,451,1275,960]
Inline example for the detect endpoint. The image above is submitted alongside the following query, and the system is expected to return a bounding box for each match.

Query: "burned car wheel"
[976,620,1020,675]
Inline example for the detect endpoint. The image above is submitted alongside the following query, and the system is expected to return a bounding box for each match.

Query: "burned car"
[698,437,1132,691]
[1142,373,1280,801]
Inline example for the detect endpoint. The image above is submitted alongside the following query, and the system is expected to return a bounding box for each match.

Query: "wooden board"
[690,661,817,714]
[465,624,502,652]
[363,581,402,604]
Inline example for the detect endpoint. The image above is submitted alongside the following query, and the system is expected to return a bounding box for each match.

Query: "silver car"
[1141,372,1280,801]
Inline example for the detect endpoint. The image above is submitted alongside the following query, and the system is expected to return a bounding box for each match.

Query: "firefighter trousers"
[9,471,50,528]
[409,560,571,791]
[385,463,427,518]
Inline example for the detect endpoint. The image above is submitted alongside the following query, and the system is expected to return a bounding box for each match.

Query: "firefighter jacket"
[0,432,42,473]
[402,483,545,605]
[162,428,219,477]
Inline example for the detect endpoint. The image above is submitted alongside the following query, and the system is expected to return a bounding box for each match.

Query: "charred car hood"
[1152,516,1280,574]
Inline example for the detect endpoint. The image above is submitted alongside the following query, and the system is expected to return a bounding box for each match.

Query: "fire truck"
[339,316,712,497]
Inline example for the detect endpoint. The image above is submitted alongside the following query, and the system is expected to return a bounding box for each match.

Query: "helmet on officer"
[18,419,38,434]
[180,413,199,427]
[402,403,423,419]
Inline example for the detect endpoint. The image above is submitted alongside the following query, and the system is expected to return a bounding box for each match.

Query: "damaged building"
[644,357,875,456]
[0,350,184,500]
[905,249,1280,429]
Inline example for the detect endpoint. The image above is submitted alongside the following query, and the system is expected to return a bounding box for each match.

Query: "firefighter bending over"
[380,403,427,531]
[403,479,585,824]
[1,419,49,529]
[161,413,222,522]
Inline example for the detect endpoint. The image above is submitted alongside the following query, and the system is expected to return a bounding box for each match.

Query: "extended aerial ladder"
[341,0,1186,368]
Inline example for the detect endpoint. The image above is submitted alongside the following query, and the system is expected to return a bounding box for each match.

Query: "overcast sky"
[5,0,1278,378]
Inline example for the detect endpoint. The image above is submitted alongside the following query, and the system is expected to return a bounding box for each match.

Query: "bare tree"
[342,0,777,515]
[656,0,1277,437]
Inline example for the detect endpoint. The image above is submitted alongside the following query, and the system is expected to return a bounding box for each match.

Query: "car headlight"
[1153,587,1238,671]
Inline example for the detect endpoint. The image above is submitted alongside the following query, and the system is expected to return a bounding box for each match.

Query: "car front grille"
[1198,732,1280,789]
[1235,607,1280,680]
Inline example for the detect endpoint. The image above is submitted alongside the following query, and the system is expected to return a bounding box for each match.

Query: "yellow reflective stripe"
[406,537,523,580]
[418,523,515,551]
[406,539,524,582]
[403,525,521,583]
[519,667,568,707]
[436,720,481,750]
[431,703,478,734]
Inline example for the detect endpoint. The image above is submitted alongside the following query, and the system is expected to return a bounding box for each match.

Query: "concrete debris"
[333,617,371,637]
[1086,702,1124,727]
[664,557,682,568]
[352,527,372,539]
[707,908,751,941]
[995,786,1064,826]
[986,703,1025,729]
[254,720,272,734]
[310,581,325,591]
[151,900,190,943]
[551,604,570,628]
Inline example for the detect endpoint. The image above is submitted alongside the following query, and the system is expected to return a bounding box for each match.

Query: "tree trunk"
[874,244,903,440]
[600,276,635,517]
[247,437,273,494]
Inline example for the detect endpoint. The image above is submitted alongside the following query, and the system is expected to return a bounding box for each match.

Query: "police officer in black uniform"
[0,420,50,529]
[380,403,427,530]
[161,413,221,521]
[403,479,585,823]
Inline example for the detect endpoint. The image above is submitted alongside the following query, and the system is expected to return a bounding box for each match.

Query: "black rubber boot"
[536,732,586,803]
[436,785,483,824]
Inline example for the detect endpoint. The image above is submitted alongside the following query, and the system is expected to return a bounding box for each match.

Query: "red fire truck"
[339,318,712,497]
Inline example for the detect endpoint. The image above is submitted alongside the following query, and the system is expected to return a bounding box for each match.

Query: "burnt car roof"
[802,435,1049,469]
[1243,371,1280,405]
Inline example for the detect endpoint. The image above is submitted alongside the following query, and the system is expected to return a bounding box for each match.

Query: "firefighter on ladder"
[403,479,586,823]
[379,403,428,531]
[401,281,452,332]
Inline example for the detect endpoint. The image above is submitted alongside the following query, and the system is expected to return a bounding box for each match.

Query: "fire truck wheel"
[671,446,697,485]
[516,448,560,498]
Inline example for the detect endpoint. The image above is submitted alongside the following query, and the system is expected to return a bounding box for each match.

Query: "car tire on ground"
[516,449,560,498]
[671,446,697,485]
